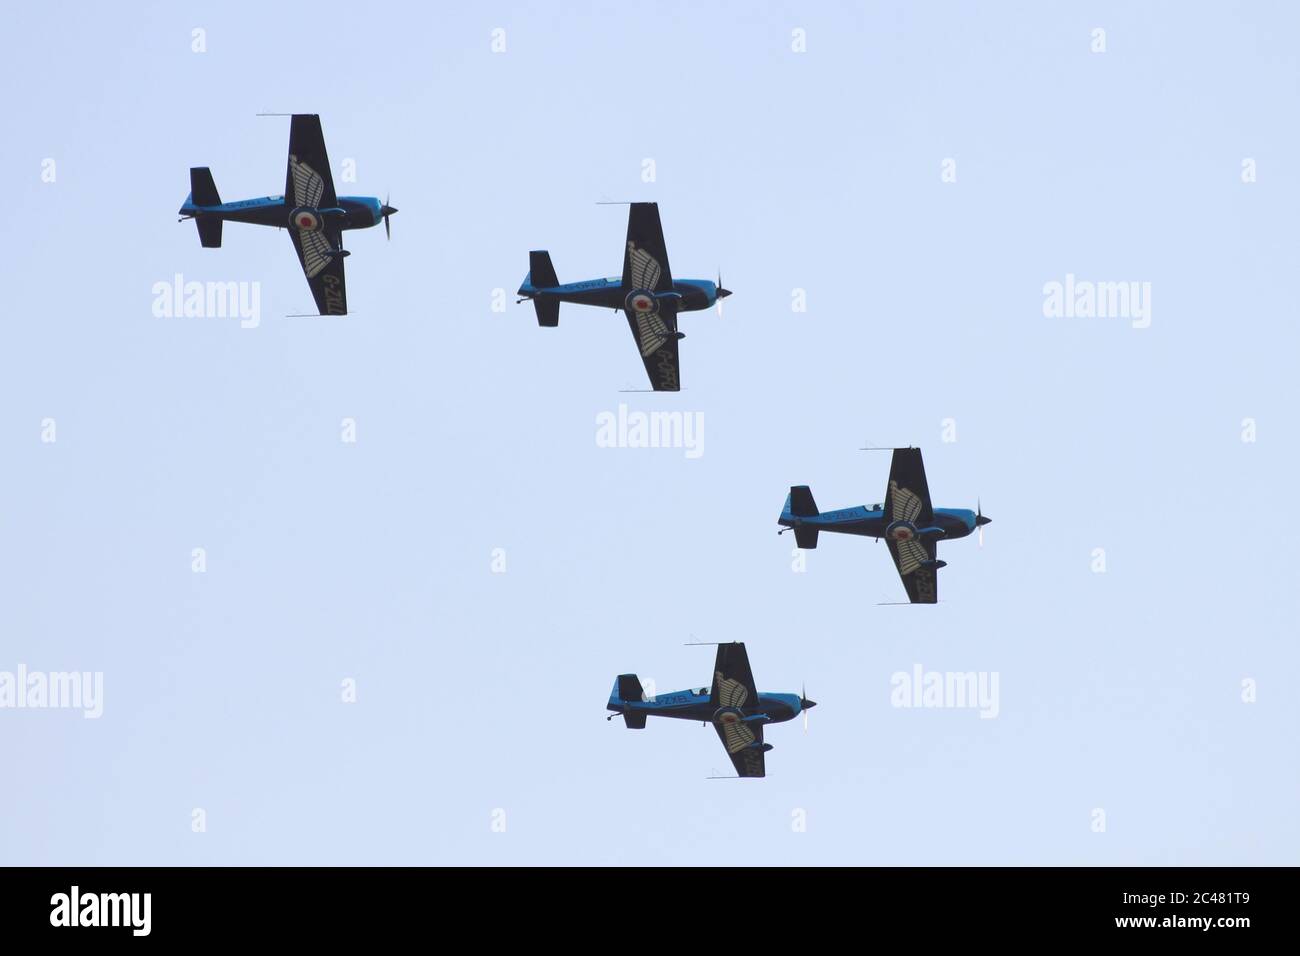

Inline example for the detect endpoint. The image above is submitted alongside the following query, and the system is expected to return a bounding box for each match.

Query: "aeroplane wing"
[623,298,681,391]
[886,535,939,604]
[884,448,934,526]
[883,448,938,603]
[288,225,348,315]
[620,203,680,390]
[621,202,673,292]
[708,642,765,776]
[713,718,766,778]
[710,642,758,709]
[285,114,338,209]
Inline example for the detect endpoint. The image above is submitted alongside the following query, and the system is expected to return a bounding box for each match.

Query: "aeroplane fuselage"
[780,505,981,542]
[179,194,388,232]
[518,275,725,314]
[607,687,806,725]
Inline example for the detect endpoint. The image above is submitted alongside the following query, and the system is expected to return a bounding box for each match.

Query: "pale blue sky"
[1,1,1296,864]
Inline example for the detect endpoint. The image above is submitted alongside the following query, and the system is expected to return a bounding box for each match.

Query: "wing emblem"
[289,155,326,208]
[889,481,923,523]
[298,228,335,278]
[626,242,662,290]
[714,673,749,709]
[627,291,673,357]
[895,538,930,575]
[716,710,756,753]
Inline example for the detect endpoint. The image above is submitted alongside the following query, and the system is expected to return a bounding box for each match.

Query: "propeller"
[715,269,731,316]
[975,498,992,546]
[380,193,398,240]
[801,682,816,732]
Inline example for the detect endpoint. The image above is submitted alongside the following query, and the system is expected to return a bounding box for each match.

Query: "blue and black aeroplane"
[177,114,396,316]
[607,642,813,778]
[778,447,991,604]
[517,202,730,391]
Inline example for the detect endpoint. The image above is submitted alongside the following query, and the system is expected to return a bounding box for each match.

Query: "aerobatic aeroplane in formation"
[607,642,813,778]
[778,447,991,604]
[517,202,730,391]
[177,114,396,316]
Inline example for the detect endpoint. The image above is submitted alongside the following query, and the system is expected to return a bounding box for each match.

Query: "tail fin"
[189,167,221,207]
[528,250,559,289]
[526,251,560,326]
[786,486,820,549]
[789,486,819,518]
[185,168,223,247]
[611,674,647,729]
[617,674,645,703]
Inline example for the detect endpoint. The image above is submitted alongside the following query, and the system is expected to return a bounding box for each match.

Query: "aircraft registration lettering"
[655,351,678,390]
[654,694,692,705]
[321,274,346,315]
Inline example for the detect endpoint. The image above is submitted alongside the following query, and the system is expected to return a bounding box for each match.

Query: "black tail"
[187,167,223,247]
[527,251,560,327]
[786,486,820,549]
[614,674,647,729]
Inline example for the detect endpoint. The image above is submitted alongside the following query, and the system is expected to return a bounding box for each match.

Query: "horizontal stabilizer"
[794,527,819,550]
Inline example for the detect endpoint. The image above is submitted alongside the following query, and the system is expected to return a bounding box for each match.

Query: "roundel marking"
[887,520,917,542]
[626,289,657,314]
[291,208,321,231]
